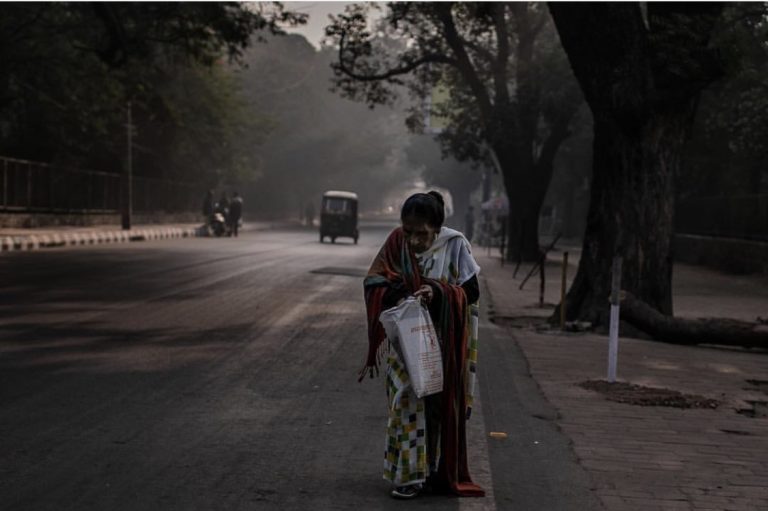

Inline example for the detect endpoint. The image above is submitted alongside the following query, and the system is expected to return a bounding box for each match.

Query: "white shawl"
[415,227,481,285]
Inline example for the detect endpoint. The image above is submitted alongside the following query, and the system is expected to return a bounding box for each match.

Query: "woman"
[362,191,484,499]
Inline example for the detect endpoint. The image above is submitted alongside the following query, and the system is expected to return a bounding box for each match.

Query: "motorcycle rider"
[211,192,230,237]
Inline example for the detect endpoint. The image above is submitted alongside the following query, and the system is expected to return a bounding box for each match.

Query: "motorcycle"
[210,211,228,237]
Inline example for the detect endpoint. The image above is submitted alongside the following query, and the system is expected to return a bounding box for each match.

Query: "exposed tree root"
[620,292,768,349]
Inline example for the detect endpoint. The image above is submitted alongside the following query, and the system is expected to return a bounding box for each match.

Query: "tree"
[681,3,768,198]
[133,62,271,184]
[548,3,723,325]
[326,2,582,261]
[56,3,305,70]
[0,2,306,183]
[0,4,126,165]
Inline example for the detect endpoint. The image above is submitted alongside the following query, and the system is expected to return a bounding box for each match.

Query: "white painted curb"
[1,226,207,253]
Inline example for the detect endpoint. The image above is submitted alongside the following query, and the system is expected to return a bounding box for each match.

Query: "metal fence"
[676,194,768,241]
[131,176,201,214]
[0,156,201,214]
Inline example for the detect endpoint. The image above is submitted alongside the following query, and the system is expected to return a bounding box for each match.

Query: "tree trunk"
[505,186,545,263]
[549,3,722,328]
[495,147,546,263]
[563,112,689,325]
[497,99,578,263]
[562,168,577,238]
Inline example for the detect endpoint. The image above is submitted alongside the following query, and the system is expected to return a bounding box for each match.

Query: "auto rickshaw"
[319,190,359,244]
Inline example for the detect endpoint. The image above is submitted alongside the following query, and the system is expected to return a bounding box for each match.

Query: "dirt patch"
[491,316,550,329]
[578,380,720,409]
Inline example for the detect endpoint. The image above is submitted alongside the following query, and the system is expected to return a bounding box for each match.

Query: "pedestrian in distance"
[464,205,475,243]
[217,192,230,213]
[362,191,485,500]
[228,192,243,237]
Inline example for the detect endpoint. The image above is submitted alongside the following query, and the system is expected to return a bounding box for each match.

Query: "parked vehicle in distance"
[319,190,359,244]
[210,211,228,237]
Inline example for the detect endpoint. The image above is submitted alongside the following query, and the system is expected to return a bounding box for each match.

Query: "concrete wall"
[675,234,768,275]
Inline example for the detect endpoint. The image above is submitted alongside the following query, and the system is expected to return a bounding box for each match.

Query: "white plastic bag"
[379,297,443,398]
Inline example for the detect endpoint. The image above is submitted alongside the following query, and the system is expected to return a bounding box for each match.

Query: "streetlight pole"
[122,101,133,230]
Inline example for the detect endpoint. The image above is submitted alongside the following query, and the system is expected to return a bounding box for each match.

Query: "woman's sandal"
[390,484,422,499]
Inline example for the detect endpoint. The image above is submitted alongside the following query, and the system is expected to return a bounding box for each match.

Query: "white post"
[607,256,622,382]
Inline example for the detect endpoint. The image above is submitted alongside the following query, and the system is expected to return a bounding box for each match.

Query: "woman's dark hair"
[401,191,445,228]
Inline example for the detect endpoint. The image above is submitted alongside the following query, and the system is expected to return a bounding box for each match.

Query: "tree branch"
[7,5,48,40]
[336,29,456,82]
[548,3,652,119]
[491,3,511,106]
[435,4,494,126]
[646,3,724,103]
[461,37,495,65]
[511,3,539,162]
[90,3,129,67]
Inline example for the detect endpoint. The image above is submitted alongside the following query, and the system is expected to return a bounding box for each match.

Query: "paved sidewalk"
[477,250,768,511]
[0,220,293,253]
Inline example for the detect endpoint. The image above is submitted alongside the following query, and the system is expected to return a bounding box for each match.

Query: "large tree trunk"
[495,147,548,263]
[494,108,572,264]
[504,177,547,263]
[550,3,723,328]
[564,111,689,325]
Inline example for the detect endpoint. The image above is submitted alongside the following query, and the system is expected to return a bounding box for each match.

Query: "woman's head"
[400,191,445,253]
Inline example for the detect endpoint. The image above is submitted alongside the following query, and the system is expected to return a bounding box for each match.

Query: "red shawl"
[363,227,485,497]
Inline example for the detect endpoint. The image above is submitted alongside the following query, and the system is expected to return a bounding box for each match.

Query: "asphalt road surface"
[0,222,602,511]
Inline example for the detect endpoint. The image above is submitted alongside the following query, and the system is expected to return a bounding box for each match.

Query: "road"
[0,222,601,510]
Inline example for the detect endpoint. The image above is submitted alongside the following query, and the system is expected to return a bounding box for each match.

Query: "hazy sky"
[283,2,355,49]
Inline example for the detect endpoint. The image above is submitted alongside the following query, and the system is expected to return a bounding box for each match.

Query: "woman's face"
[402,216,438,253]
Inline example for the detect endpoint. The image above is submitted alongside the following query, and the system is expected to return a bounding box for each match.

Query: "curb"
[0,226,208,253]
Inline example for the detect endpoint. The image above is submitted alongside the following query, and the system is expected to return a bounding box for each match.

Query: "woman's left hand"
[413,284,434,303]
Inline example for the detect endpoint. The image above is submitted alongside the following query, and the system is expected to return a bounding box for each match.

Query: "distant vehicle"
[319,190,359,244]
[210,211,228,237]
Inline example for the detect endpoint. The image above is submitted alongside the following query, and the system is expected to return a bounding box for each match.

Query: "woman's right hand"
[413,284,434,304]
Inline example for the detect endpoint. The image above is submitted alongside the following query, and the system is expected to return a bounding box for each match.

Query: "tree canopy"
[0,2,305,183]
[682,2,768,197]
[326,2,583,261]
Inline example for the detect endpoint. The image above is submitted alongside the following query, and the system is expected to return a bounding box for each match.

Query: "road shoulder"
[477,283,604,510]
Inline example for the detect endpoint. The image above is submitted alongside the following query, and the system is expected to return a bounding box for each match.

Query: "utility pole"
[122,101,133,230]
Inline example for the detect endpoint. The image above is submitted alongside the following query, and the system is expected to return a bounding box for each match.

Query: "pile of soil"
[491,315,549,329]
[578,380,720,409]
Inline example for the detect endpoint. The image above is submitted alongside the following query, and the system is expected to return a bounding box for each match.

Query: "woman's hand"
[413,284,434,304]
